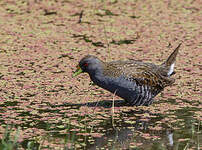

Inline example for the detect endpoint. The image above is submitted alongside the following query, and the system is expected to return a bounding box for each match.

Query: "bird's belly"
[92,76,154,106]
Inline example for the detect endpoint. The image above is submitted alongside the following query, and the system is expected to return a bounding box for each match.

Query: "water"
[0,99,201,150]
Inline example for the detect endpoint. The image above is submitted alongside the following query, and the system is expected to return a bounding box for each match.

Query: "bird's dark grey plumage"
[73,44,181,106]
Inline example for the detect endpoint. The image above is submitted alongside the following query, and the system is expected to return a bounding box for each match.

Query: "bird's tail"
[161,43,181,76]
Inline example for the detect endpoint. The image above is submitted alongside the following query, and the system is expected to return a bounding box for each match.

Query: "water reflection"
[0,99,201,150]
[85,108,200,150]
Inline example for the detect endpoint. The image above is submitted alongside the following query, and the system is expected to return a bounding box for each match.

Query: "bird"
[73,43,181,106]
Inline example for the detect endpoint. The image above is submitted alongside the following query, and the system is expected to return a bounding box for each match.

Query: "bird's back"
[104,60,175,89]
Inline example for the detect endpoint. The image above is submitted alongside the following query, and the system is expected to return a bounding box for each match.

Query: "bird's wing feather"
[104,60,175,90]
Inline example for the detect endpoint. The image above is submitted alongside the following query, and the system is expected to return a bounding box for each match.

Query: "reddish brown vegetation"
[0,0,201,149]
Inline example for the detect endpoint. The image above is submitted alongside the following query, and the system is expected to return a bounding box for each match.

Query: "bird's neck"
[88,64,106,85]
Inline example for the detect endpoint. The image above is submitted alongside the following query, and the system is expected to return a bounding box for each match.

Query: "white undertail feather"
[167,63,175,76]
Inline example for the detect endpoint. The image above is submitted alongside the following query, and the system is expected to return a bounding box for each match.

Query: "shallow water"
[0,98,201,150]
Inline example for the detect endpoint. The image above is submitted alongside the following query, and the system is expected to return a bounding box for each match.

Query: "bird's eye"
[84,63,88,67]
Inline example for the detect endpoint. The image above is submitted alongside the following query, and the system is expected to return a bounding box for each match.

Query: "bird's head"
[73,55,103,77]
